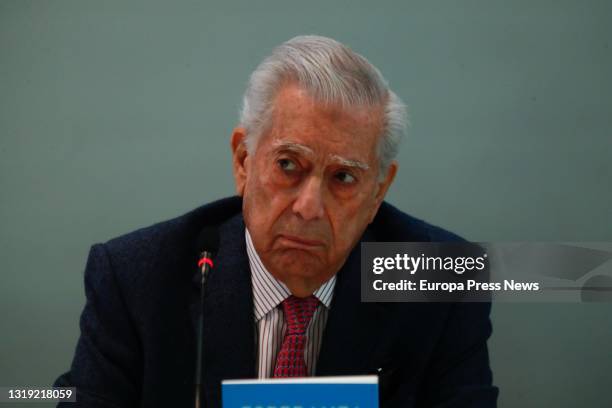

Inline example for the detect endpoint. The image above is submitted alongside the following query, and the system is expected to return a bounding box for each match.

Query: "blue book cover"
[222,375,379,408]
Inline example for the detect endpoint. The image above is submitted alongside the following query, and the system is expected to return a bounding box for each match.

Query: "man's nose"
[292,176,325,221]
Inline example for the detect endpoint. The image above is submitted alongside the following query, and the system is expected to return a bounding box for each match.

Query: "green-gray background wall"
[1,1,611,407]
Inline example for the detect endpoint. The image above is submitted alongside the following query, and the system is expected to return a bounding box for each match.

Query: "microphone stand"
[195,251,213,408]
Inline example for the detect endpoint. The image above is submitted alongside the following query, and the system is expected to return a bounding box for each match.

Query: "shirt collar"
[245,228,336,321]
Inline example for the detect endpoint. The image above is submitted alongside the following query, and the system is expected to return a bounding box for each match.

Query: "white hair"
[239,35,408,176]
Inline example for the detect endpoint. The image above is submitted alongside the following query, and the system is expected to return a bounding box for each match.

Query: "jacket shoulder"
[94,196,243,294]
[103,196,242,257]
[371,201,465,242]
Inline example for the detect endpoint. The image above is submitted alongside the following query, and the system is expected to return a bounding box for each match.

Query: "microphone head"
[195,226,220,256]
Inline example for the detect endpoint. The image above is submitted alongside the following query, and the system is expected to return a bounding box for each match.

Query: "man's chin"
[272,250,323,272]
[266,252,329,285]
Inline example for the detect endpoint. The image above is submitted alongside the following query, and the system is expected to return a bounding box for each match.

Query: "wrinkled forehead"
[269,82,383,126]
[256,83,384,165]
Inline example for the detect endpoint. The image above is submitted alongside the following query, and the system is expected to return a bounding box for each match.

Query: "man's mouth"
[277,234,325,249]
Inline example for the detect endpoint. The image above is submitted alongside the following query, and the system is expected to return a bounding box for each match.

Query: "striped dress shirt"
[245,229,336,378]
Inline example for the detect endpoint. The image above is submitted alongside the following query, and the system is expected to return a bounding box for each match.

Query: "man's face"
[231,83,397,297]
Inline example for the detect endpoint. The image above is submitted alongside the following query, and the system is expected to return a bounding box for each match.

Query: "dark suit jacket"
[55,196,498,407]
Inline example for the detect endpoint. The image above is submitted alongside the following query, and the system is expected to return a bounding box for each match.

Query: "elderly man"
[55,35,498,407]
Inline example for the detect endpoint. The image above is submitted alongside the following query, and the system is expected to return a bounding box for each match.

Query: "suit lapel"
[191,214,256,406]
[316,230,389,376]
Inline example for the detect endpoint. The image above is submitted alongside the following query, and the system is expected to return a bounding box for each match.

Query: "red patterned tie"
[273,295,320,377]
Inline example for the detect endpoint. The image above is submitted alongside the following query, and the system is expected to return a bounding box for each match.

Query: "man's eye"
[278,158,297,172]
[334,171,356,185]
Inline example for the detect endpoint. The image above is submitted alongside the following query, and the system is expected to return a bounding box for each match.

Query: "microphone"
[194,227,220,408]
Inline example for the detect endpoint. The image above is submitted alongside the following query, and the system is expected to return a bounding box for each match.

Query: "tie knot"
[281,295,319,335]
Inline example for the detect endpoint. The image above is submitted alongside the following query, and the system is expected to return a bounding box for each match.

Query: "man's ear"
[368,160,398,223]
[230,128,250,196]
